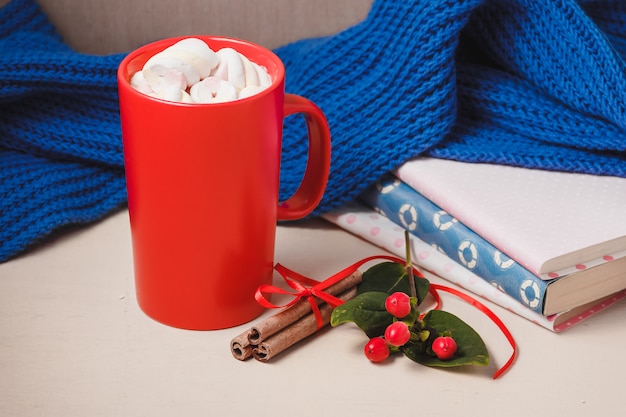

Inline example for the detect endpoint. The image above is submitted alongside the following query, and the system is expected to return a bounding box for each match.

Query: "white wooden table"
[2,209,625,416]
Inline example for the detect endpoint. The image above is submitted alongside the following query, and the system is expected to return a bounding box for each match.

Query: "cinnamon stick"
[248,270,362,345]
[252,286,358,362]
[230,331,254,361]
[229,270,362,361]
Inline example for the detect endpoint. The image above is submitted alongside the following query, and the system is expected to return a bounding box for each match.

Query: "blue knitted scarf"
[1,0,625,262]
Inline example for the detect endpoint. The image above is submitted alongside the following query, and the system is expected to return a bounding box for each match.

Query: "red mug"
[117,36,331,330]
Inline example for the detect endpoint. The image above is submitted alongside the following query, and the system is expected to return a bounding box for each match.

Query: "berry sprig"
[361,291,460,363]
[330,261,488,369]
[330,229,490,372]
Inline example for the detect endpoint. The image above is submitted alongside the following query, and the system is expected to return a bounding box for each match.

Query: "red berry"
[384,321,411,347]
[431,336,457,360]
[363,337,390,363]
[385,292,412,318]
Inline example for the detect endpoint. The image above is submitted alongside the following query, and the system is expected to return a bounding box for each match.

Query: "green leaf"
[358,262,430,304]
[330,292,393,338]
[402,310,489,368]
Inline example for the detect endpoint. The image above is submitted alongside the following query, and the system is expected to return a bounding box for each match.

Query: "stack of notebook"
[323,157,626,332]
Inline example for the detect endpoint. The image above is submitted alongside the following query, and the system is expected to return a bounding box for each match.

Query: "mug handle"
[277,93,332,221]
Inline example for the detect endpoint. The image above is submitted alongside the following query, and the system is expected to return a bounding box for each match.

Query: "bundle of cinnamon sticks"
[230,270,363,362]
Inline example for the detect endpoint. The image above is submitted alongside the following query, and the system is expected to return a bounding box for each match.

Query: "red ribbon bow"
[255,255,408,329]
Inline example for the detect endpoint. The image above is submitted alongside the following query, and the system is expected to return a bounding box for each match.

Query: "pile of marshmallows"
[131,37,272,104]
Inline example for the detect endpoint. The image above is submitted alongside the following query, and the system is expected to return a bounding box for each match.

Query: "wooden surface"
[2,209,625,416]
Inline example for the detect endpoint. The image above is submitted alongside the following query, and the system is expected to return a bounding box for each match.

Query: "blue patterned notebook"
[359,174,551,314]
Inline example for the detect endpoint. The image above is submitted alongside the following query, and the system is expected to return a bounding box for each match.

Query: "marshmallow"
[170,37,219,78]
[213,48,246,91]
[160,49,210,81]
[239,85,267,99]
[189,76,238,103]
[131,38,272,103]
[142,38,220,91]
[143,53,200,90]
[149,83,194,103]
[239,53,260,87]
[141,62,188,94]
[253,62,272,88]
[130,70,154,94]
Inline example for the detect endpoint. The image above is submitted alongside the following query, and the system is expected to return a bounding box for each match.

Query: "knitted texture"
[0,0,127,262]
[2,0,626,262]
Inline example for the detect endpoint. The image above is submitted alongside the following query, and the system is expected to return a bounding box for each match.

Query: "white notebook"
[395,157,626,278]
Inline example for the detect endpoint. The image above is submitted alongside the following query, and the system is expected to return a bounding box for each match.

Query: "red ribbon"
[255,255,416,328]
[255,255,516,379]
